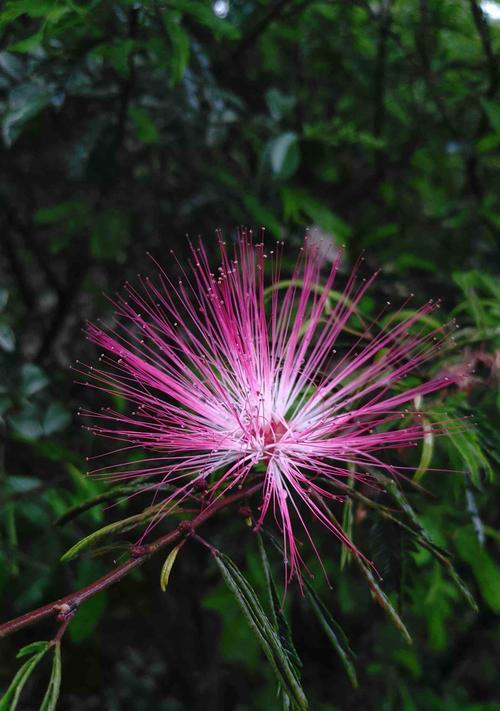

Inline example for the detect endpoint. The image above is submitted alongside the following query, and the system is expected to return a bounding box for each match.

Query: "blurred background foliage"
[0,0,499,709]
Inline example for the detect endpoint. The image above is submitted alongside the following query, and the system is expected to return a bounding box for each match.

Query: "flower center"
[256,417,289,463]
[234,412,290,461]
[262,419,288,447]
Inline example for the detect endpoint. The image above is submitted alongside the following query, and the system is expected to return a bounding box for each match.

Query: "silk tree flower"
[81,232,455,583]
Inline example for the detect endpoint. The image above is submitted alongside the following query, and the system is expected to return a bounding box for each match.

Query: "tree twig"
[465,0,499,201]
[0,482,262,639]
[0,226,36,311]
[469,0,498,101]
[373,1,392,140]
[224,0,297,65]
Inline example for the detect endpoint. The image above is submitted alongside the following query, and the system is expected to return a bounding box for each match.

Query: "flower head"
[82,231,454,583]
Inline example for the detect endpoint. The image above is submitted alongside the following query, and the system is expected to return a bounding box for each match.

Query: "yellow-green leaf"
[160,544,181,592]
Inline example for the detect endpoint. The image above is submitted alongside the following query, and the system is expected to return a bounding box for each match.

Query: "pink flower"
[81,231,454,584]
[439,346,499,392]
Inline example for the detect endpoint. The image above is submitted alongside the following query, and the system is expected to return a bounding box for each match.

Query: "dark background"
[0,1,499,710]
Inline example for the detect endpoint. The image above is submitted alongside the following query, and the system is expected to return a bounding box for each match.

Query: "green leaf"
[60,502,180,561]
[90,210,130,260]
[2,83,52,146]
[178,0,240,39]
[0,642,49,711]
[202,584,261,665]
[281,187,352,239]
[266,88,296,120]
[375,473,478,611]
[0,52,23,81]
[16,641,49,659]
[431,405,494,485]
[311,488,412,643]
[0,323,15,352]
[0,0,60,24]
[55,478,150,526]
[43,403,71,436]
[269,132,300,180]
[160,544,181,592]
[422,564,458,651]
[257,534,302,674]
[8,28,44,53]
[163,13,190,87]
[66,464,100,498]
[476,131,500,153]
[0,289,9,311]
[481,99,500,135]
[340,496,354,570]
[379,309,442,331]
[392,254,437,273]
[68,592,107,644]
[340,469,355,570]
[19,364,49,398]
[34,200,89,226]
[453,271,490,333]
[39,644,62,711]
[9,405,43,440]
[92,39,135,77]
[413,415,434,484]
[260,528,357,688]
[214,551,308,710]
[379,476,428,533]
[303,118,383,149]
[354,555,412,644]
[56,491,120,526]
[303,583,358,688]
[453,527,500,612]
[363,223,398,246]
[129,106,159,145]
[0,397,12,415]
[243,194,281,235]
[57,465,103,525]
[35,201,91,254]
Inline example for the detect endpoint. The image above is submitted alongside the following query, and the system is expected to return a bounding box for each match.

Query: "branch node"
[53,602,78,622]
[177,520,194,537]
[130,544,149,558]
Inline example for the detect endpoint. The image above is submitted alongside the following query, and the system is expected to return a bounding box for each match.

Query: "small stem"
[53,615,73,644]
[192,533,218,554]
[0,482,262,639]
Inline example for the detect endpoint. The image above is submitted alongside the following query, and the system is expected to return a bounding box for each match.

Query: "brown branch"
[469,0,498,100]
[53,614,73,643]
[0,415,5,476]
[115,6,138,154]
[0,482,262,639]
[1,192,63,298]
[415,0,498,220]
[416,0,460,142]
[465,0,499,201]
[373,0,392,179]
[35,249,89,364]
[0,226,36,311]
[223,0,297,65]
[373,0,392,139]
